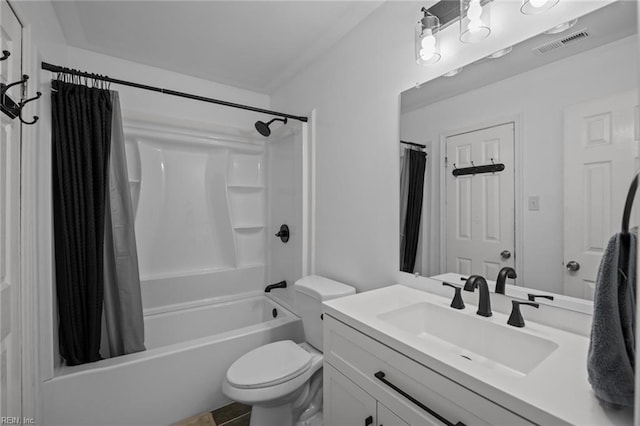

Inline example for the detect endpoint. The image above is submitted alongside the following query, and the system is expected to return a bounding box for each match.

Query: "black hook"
[0,50,10,61]
[1,74,28,97]
[18,91,41,125]
[471,161,476,175]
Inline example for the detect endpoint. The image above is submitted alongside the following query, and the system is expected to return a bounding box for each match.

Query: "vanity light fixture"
[520,0,559,15]
[544,19,578,34]
[460,0,491,43]
[415,8,441,65]
[443,67,463,77]
[487,46,513,59]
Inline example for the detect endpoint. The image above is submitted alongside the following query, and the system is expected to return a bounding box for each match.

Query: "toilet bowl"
[222,341,323,426]
[222,275,355,426]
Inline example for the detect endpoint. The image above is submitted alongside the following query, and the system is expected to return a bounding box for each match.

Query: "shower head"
[255,117,287,137]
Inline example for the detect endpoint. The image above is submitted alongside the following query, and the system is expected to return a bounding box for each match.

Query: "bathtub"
[43,294,304,426]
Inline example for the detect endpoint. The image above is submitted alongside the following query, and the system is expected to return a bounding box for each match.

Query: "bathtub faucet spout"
[265,280,287,292]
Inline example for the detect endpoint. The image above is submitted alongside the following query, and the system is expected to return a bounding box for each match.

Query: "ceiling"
[52,1,384,94]
[401,0,638,112]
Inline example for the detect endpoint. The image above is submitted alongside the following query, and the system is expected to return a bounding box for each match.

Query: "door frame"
[438,113,523,283]
[6,0,40,422]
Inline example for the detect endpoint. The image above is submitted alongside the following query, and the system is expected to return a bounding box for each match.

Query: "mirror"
[399,1,638,302]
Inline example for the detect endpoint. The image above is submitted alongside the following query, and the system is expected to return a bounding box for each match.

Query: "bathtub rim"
[51,293,300,380]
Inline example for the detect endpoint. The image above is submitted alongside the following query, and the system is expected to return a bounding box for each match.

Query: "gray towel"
[587,232,636,407]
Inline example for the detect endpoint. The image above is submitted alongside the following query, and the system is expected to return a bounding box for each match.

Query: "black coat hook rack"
[452,158,505,177]
[0,72,41,125]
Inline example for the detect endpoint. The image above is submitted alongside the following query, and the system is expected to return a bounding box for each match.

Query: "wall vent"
[532,29,590,55]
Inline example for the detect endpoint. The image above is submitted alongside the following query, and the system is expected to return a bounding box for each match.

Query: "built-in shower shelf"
[233,225,264,230]
[129,179,141,184]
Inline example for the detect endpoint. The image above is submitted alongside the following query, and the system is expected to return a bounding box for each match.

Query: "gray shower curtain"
[101,92,145,358]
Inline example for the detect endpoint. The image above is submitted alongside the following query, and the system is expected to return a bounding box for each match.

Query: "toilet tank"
[295,275,355,351]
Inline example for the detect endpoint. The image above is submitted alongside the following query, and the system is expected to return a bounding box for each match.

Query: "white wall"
[66,47,270,130]
[271,0,613,292]
[401,35,638,294]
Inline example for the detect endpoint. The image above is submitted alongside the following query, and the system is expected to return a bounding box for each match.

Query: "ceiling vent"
[532,29,590,55]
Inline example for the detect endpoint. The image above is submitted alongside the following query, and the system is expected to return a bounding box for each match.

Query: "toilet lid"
[226,340,312,389]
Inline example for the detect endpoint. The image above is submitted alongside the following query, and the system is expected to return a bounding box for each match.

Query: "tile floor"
[172,402,251,426]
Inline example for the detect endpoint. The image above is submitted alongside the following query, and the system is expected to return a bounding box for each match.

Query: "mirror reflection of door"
[563,90,638,300]
[445,123,516,279]
[445,123,515,279]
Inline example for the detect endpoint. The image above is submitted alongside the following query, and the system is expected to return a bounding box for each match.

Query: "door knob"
[566,261,580,272]
[500,250,511,259]
[275,224,289,243]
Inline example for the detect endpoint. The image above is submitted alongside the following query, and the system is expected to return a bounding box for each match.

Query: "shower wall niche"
[123,118,268,309]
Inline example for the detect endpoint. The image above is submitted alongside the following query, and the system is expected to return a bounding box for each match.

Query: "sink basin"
[378,302,558,376]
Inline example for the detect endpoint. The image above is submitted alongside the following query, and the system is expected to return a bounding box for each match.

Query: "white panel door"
[445,123,515,280]
[0,0,22,419]
[564,90,637,299]
[324,363,377,426]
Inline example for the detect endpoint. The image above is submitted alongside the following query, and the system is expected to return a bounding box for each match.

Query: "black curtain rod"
[41,62,308,123]
[401,140,426,149]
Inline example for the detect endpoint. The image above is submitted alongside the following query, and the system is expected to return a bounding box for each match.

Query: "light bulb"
[419,48,435,62]
[529,0,548,8]
[468,18,482,32]
[467,0,482,20]
[421,30,436,50]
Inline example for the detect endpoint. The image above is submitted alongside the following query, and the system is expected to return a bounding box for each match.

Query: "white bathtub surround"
[43,295,303,426]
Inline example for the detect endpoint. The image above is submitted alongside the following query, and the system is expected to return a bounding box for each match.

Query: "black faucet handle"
[507,300,539,328]
[442,282,465,310]
[528,293,554,302]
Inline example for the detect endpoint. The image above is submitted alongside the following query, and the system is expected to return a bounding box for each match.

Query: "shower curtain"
[53,80,144,366]
[100,92,145,358]
[400,148,427,273]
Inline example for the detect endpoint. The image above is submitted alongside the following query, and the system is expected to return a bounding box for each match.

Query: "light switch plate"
[528,196,540,211]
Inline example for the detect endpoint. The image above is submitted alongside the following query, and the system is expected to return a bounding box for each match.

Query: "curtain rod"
[400,140,426,149]
[41,62,308,123]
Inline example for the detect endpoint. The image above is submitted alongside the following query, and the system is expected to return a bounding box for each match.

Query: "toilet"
[222,275,355,426]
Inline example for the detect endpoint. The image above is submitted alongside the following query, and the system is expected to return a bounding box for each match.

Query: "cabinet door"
[377,403,409,426]
[324,363,376,426]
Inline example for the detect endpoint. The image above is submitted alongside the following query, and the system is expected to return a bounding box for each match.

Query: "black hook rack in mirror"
[0,50,10,61]
[452,159,505,177]
[1,74,41,125]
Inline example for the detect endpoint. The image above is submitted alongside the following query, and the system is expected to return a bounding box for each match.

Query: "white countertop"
[323,284,633,426]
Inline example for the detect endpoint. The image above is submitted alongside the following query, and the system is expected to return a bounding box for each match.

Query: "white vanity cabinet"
[325,363,409,426]
[323,314,534,426]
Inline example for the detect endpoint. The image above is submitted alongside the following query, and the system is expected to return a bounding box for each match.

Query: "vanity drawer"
[324,314,534,426]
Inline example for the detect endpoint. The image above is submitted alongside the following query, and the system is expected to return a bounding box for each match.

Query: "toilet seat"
[226,340,312,389]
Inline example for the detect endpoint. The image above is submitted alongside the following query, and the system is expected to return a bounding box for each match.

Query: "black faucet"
[495,267,517,294]
[463,275,492,317]
[265,280,287,292]
[507,300,539,327]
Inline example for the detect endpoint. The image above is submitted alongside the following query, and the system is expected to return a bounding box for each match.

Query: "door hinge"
[445,156,448,167]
